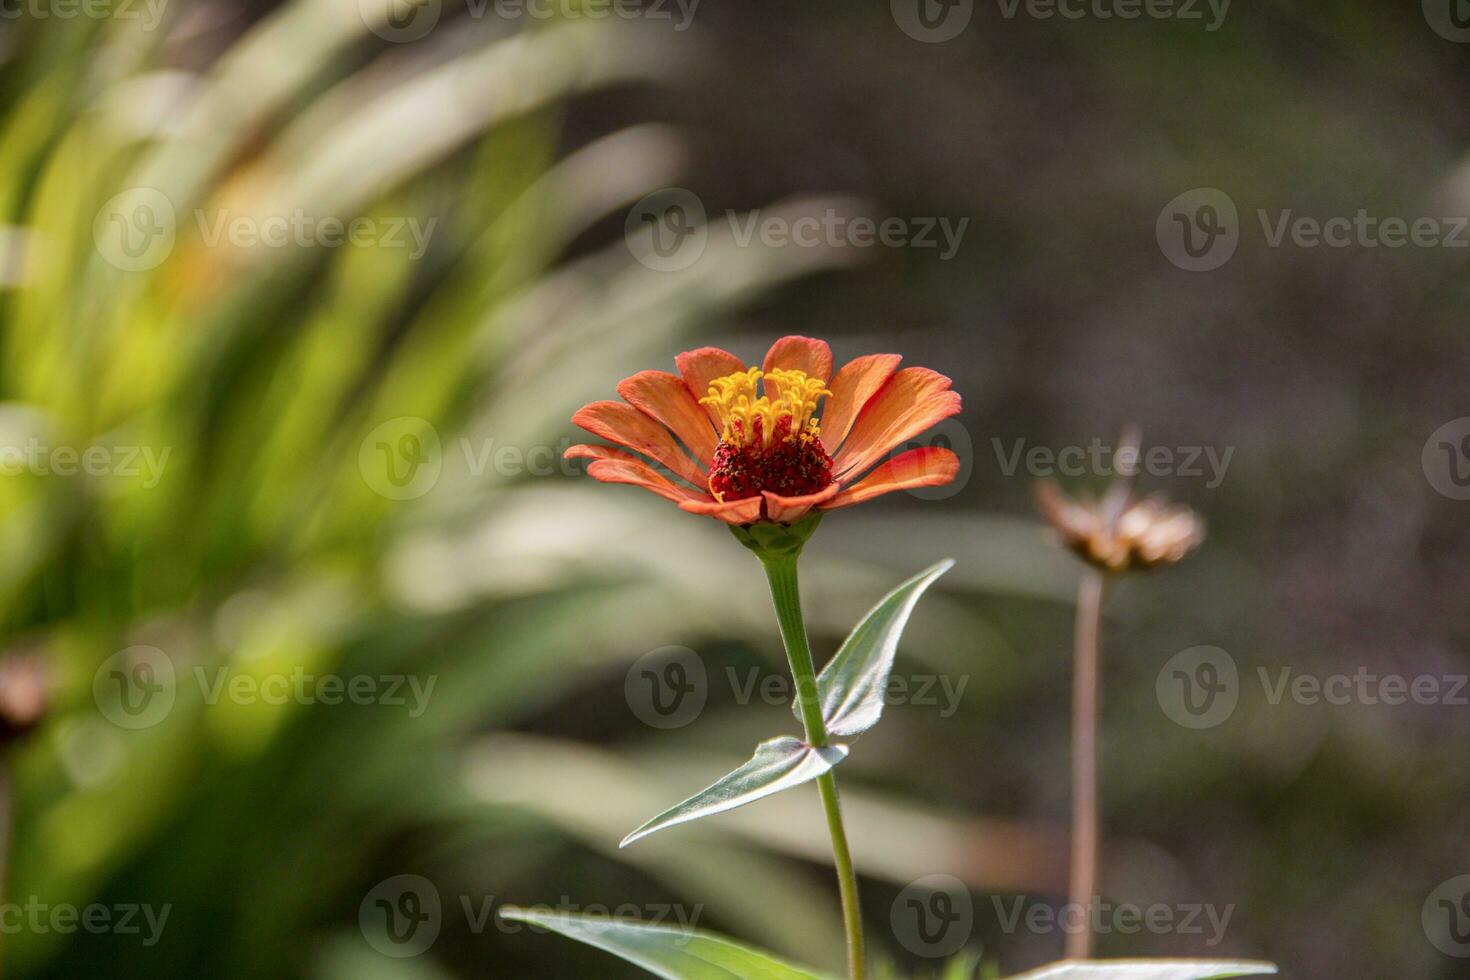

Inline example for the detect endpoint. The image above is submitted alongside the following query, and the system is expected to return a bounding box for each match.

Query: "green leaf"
[499,906,830,979]
[942,952,985,980]
[620,736,847,847]
[1006,961,1277,980]
[801,559,955,737]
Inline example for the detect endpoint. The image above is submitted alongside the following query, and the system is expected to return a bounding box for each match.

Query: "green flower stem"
[759,552,866,980]
[760,556,830,747]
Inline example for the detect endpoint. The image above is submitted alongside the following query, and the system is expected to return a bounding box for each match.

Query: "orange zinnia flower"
[565,335,962,525]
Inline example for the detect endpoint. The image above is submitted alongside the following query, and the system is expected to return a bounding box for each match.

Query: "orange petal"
[822,447,959,509]
[831,367,961,481]
[762,483,841,523]
[678,494,763,525]
[762,335,833,384]
[617,370,719,463]
[586,458,711,505]
[676,346,746,429]
[820,353,901,454]
[565,443,644,464]
[572,401,707,486]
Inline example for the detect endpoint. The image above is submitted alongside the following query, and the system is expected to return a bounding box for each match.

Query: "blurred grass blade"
[254,22,678,227]
[944,953,984,980]
[621,736,847,847]
[1007,962,1277,980]
[499,906,830,980]
[800,559,954,738]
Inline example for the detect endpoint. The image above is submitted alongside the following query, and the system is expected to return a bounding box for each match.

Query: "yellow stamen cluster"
[700,368,831,447]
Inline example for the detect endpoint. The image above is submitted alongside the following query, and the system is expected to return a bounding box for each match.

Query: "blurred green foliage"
[0,4,896,976]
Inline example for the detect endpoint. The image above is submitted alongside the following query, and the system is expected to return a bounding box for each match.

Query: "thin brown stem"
[1066,569,1105,960]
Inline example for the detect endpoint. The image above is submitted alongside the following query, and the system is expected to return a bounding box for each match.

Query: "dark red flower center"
[708,416,834,502]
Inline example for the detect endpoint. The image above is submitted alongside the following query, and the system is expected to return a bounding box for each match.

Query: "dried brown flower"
[1035,476,1204,573]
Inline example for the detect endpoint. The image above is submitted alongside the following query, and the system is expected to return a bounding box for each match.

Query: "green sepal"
[727,512,823,560]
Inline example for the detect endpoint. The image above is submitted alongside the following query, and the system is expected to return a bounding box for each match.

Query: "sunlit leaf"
[1007,961,1277,980]
[620,736,847,847]
[500,906,829,980]
[942,952,985,980]
[800,559,954,737]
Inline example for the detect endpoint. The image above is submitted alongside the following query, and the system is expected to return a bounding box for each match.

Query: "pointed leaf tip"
[801,558,955,738]
[499,906,828,979]
[619,736,847,847]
